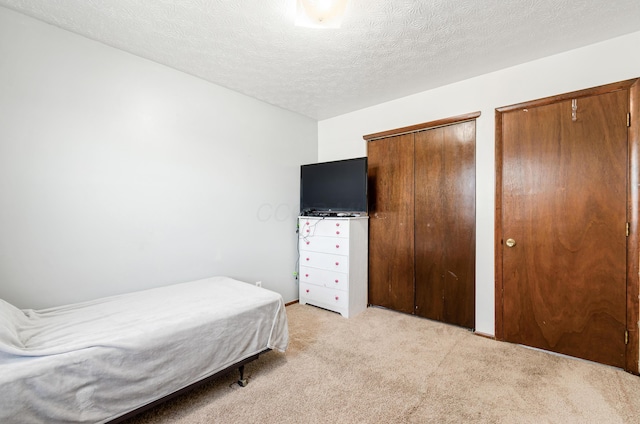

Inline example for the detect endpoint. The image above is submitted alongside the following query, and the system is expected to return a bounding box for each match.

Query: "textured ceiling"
[1,0,640,120]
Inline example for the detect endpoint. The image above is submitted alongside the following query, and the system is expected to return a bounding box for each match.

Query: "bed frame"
[108,348,271,423]
[1,277,288,424]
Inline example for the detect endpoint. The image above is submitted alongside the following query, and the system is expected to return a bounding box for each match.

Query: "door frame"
[494,78,640,374]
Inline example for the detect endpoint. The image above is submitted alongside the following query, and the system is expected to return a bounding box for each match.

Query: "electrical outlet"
[255,281,262,288]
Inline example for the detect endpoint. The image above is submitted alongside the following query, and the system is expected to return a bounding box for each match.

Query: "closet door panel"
[414,128,445,320]
[368,134,415,313]
[414,121,476,328]
[441,121,476,328]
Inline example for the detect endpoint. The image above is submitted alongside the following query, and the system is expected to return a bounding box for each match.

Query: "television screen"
[300,157,367,215]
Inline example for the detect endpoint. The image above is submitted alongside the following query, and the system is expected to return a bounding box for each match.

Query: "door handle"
[505,238,516,248]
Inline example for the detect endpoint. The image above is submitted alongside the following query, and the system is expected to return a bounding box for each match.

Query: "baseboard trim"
[474,331,496,340]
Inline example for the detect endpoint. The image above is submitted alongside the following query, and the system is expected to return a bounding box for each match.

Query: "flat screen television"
[300,157,368,216]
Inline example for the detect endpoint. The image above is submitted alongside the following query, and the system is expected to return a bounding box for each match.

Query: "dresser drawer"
[299,266,348,291]
[299,236,349,254]
[299,251,348,273]
[300,218,349,238]
[300,282,348,311]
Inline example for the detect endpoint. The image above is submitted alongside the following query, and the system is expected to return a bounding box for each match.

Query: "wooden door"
[414,121,476,328]
[368,134,415,313]
[500,90,628,368]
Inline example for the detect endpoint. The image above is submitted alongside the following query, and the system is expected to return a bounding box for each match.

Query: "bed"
[0,276,289,424]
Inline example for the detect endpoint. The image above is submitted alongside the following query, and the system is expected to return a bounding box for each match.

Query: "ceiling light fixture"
[295,0,349,29]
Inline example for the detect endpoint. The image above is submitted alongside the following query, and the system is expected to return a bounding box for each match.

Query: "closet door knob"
[506,238,516,248]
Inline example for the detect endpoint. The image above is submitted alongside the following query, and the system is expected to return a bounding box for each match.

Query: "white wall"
[318,31,640,336]
[0,7,317,309]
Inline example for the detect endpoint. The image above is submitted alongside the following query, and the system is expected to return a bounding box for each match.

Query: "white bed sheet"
[0,276,289,424]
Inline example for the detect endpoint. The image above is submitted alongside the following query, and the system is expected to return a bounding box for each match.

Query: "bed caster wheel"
[238,378,248,387]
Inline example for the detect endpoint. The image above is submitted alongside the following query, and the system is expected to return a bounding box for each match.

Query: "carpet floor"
[124,303,640,423]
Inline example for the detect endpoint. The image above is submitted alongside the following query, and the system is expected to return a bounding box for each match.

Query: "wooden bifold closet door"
[367,133,415,314]
[365,113,478,329]
[414,122,476,328]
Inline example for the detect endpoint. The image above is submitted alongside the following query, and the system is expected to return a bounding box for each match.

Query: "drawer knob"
[306,221,309,225]
[336,223,340,227]
[335,279,339,283]
[305,274,309,277]
[306,241,310,245]
[306,229,310,233]
[335,262,340,266]
[336,231,340,235]
[335,296,339,301]
[306,258,310,261]
[306,289,310,293]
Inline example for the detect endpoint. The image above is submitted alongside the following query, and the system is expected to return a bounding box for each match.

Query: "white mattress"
[0,276,289,423]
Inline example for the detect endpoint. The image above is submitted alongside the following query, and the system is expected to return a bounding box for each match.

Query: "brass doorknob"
[505,238,516,248]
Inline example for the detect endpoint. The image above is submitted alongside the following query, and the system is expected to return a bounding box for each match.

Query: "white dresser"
[298,216,369,318]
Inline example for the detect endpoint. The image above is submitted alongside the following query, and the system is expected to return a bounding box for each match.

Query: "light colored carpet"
[124,303,640,423]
